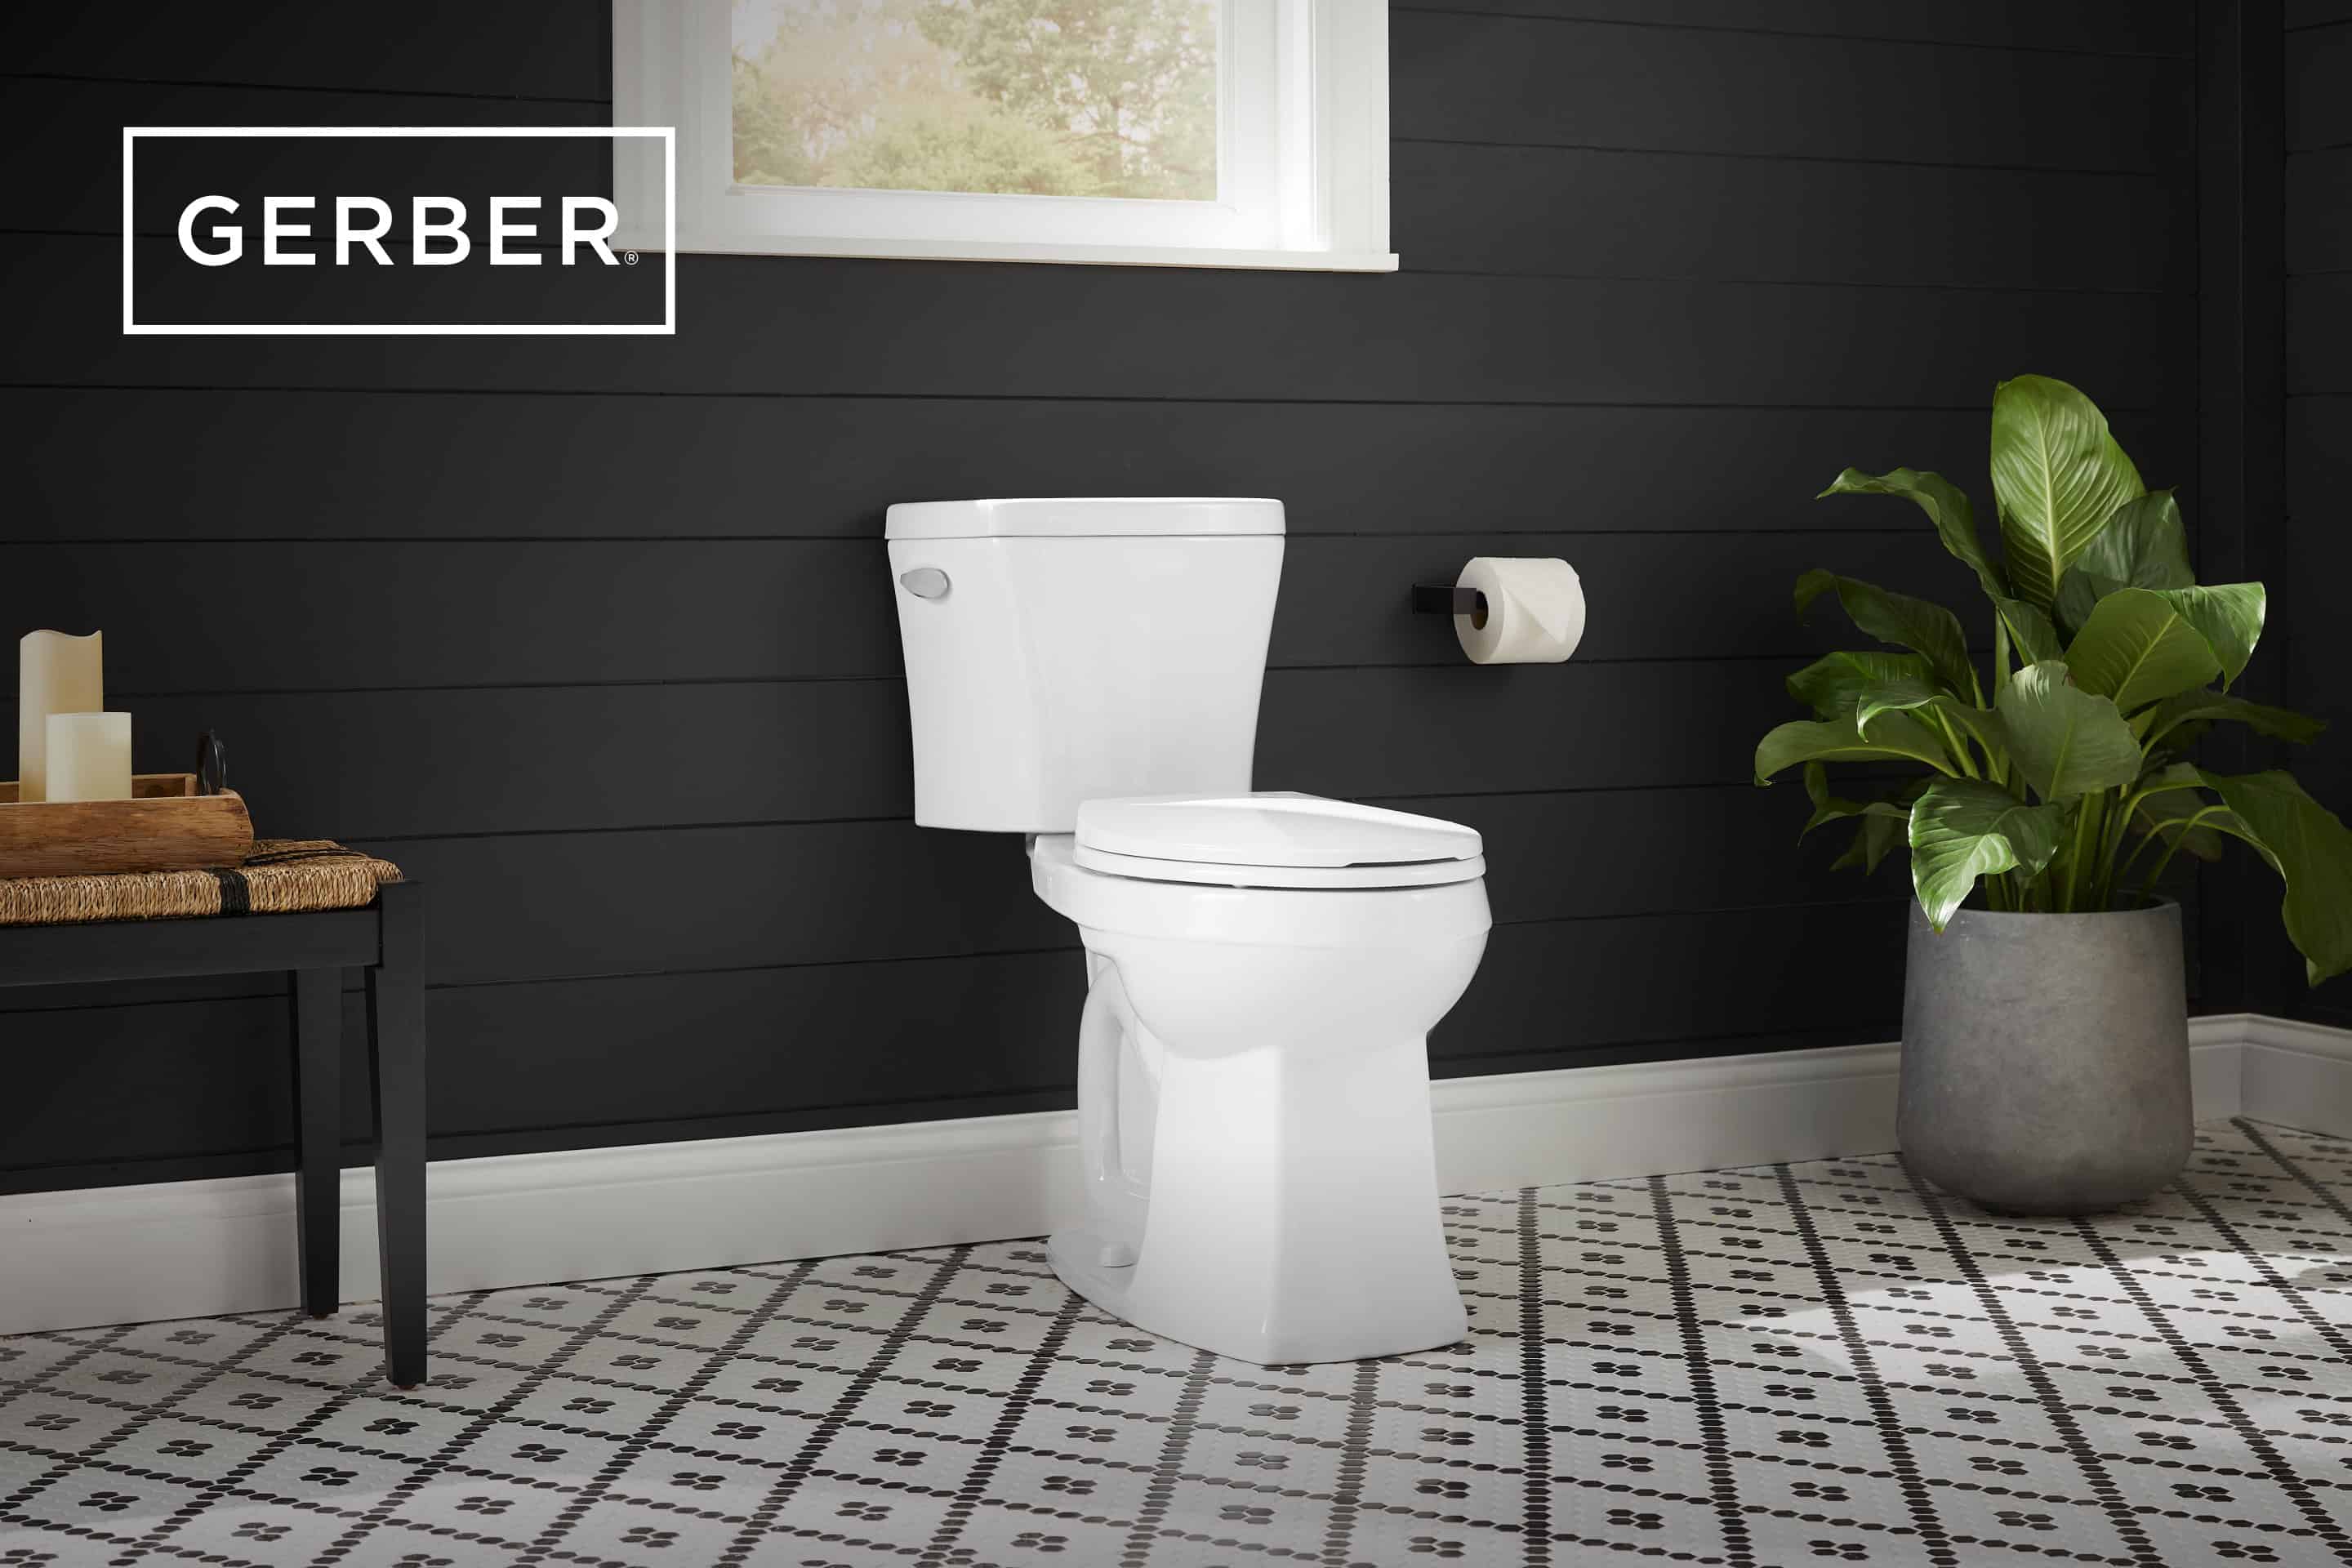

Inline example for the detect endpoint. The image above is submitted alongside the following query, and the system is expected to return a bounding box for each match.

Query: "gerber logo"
[122,127,673,336]
[174,194,624,269]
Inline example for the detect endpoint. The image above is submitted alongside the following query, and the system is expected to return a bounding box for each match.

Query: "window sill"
[644,233,1401,272]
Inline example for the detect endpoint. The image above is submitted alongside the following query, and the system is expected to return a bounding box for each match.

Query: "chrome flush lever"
[899,567,951,599]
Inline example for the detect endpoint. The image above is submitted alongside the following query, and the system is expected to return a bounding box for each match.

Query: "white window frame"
[612,0,1392,271]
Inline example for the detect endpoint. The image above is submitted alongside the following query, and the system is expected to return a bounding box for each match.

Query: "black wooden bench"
[0,880,427,1386]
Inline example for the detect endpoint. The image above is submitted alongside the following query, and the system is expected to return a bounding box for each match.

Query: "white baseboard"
[2,1012,2342,1338]
[2235,1012,2352,1132]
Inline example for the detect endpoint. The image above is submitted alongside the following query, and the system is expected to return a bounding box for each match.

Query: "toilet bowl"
[1029,793,1490,1365]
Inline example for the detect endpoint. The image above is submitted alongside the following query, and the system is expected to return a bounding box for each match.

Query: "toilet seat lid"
[1073,793,1482,887]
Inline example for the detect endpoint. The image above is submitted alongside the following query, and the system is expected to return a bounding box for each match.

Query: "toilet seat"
[1071,792,1484,889]
[1031,833,1488,951]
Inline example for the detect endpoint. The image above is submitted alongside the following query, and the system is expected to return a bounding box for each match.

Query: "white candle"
[44,713,132,804]
[19,630,104,803]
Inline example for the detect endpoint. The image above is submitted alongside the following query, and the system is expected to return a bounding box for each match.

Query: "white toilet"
[885,497,1490,1365]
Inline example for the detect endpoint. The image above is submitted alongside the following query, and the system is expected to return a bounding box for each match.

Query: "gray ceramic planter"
[1897,899,2191,1215]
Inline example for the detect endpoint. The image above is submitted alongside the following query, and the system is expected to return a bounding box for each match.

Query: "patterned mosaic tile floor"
[6,1119,2352,1568]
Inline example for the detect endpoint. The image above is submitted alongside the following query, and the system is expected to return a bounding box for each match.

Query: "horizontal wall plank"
[0,390,2189,543]
[2288,148,2352,274]
[2270,638,2352,776]
[369,785,1901,988]
[1256,662,1814,800]
[0,782,1928,1017]
[2290,19,2352,149]
[41,683,920,841]
[0,662,1831,840]
[0,7,608,100]
[2289,2,2352,29]
[2287,275,2352,394]
[2284,395,2350,523]
[2274,496,2352,647]
[1441,789,1907,927]
[0,903,1906,1188]
[1396,1,2193,56]
[1391,11,2191,172]
[0,952,1084,1181]
[1438,904,1907,1071]
[386,821,1069,987]
[0,783,1920,1042]
[0,531,1964,693]
[0,971,296,1018]
[1395,141,2189,292]
[15,237,2196,408]
[10,540,910,690]
[240,662,1881,820]
[1269,532,1971,666]
[0,988,359,1184]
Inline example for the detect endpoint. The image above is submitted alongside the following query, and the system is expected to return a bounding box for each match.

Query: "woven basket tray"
[0,773,254,878]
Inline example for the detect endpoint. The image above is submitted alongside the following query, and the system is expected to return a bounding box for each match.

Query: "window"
[612,0,1392,270]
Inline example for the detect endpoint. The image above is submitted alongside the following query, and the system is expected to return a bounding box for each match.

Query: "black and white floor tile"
[7,1117,2352,1567]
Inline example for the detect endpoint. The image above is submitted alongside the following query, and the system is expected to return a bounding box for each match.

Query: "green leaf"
[1785,651,1935,720]
[1988,374,2146,615]
[2062,587,2225,715]
[2053,491,2194,633]
[1794,570,1977,701]
[1907,779,2069,929]
[2072,490,2195,587]
[2150,583,2266,689]
[1818,466,2004,599]
[2133,790,2230,862]
[1755,712,1955,784]
[2054,571,2121,640]
[1801,762,1856,836]
[1832,805,1911,874]
[1995,661,2143,798]
[1802,764,1913,868]
[1993,597,2064,665]
[1913,694,2010,769]
[2141,688,2327,747]
[1854,681,1951,734]
[2135,759,2206,795]
[2195,770,2352,985]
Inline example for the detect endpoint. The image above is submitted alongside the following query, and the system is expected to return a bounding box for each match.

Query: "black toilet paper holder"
[1410,584,1488,617]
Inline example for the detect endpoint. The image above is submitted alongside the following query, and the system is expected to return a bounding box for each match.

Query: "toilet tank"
[885,498,1285,832]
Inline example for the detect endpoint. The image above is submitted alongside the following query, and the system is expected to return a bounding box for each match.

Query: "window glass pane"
[730,0,1218,201]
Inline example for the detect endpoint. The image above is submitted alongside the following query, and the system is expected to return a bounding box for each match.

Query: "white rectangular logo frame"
[121,126,676,336]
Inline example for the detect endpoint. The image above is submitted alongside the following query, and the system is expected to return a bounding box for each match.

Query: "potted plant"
[1755,374,2352,1214]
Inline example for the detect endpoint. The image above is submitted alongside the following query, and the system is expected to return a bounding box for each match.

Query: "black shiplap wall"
[2283,0,2352,1028]
[0,4,2206,1193]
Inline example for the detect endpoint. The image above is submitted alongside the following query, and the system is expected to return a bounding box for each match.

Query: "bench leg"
[288,968,343,1318]
[368,880,428,1388]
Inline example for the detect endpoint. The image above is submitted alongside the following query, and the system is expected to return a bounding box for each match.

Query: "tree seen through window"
[731,0,1219,201]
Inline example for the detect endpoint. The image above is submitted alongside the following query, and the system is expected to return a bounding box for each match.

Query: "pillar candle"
[18,630,104,803]
[45,713,132,804]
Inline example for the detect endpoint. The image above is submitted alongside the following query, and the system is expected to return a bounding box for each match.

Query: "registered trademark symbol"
[623,250,639,265]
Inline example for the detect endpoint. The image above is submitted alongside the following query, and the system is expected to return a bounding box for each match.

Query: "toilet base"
[1047,1024,1472,1366]
[1046,1227,1468,1367]
[1045,1230,1143,1337]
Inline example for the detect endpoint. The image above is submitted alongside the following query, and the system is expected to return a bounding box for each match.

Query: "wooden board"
[0,775,253,878]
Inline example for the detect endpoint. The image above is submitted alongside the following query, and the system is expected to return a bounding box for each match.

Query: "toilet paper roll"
[1454,557,1585,664]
